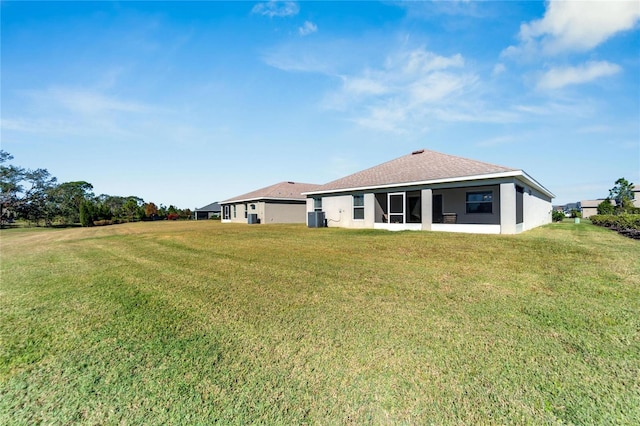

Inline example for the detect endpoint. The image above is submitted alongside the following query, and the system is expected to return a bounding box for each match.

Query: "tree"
[145,202,158,218]
[122,197,145,221]
[1,150,24,226]
[49,181,95,224]
[597,199,615,215]
[79,200,95,227]
[13,168,57,226]
[609,178,635,214]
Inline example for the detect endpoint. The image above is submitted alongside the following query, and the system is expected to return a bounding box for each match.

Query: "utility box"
[247,214,259,224]
[307,211,326,228]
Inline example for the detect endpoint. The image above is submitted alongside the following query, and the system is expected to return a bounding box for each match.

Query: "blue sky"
[2,1,639,208]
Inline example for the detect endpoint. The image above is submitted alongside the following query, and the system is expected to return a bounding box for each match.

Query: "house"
[304,149,554,234]
[581,184,640,218]
[580,199,609,219]
[220,181,321,224]
[194,202,221,220]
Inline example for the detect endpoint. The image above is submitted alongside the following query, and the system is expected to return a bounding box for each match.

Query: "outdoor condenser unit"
[247,214,259,224]
[307,211,326,228]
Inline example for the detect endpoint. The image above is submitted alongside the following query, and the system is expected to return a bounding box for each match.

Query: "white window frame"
[353,194,364,220]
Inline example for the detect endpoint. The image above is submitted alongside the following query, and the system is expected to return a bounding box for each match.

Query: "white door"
[388,192,405,223]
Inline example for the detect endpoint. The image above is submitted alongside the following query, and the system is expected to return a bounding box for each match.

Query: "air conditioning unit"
[247,214,259,224]
[308,211,326,228]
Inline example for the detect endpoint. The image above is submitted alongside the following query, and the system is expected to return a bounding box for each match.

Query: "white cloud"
[39,87,152,115]
[3,86,163,140]
[492,63,506,76]
[331,48,475,131]
[341,75,389,96]
[506,0,640,56]
[298,21,317,36]
[252,1,299,18]
[537,61,621,90]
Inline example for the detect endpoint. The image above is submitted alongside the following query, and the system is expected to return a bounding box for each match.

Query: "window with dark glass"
[353,195,364,220]
[314,198,322,212]
[466,191,493,214]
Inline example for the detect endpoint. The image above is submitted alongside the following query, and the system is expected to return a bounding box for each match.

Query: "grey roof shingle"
[196,202,221,211]
[221,181,321,203]
[309,149,518,193]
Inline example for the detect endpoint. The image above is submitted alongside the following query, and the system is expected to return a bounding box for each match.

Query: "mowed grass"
[1,221,638,424]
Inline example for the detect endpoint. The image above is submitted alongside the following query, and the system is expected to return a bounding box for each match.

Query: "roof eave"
[219,196,306,204]
[304,170,555,199]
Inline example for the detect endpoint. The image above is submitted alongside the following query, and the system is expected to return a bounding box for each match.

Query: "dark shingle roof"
[196,202,221,211]
[221,181,321,203]
[309,149,518,193]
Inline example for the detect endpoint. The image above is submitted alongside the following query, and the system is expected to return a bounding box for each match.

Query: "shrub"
[597,199,615,215]
[590,214,640,239]
[552,210,565,222]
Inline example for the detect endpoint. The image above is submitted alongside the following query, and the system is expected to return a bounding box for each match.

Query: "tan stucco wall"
[263,202,307,224]
[581,206,598,219]
[314,194,373,228]
[222,200,306,224]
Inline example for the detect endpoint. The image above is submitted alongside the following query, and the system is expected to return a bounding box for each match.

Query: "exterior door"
[388,192,405,223]
[223,205,230,220]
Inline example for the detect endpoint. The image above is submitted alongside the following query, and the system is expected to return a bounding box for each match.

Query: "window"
[353,194,364,220]
[466,191,493,214]
[314,198,322,212]
[244,204,248,218]
[233,205,237,218]
[250,204,256,210]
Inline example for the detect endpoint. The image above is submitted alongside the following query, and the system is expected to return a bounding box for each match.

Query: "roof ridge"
[312,148,519,193]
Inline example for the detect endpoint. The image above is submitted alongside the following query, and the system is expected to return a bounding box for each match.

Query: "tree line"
[0,150,191,228]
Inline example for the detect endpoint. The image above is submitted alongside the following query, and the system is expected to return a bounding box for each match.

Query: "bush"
[597,199,615,215]
[590,214,640,239]
[552,211,565,222]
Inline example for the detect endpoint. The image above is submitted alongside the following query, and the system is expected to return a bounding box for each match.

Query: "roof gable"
[221,181,321,204]
[310,149,518,193]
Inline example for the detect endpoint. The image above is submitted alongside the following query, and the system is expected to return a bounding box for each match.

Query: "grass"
[1,220,639,424]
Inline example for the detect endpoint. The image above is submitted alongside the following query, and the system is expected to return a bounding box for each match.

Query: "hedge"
[590,214,640,239]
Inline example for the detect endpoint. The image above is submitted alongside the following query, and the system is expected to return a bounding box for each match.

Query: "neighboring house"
[194,202,221,220]
[220,181,321,224]
[304,149,555,234]
[582,184,640,218]
[580,199,609,219]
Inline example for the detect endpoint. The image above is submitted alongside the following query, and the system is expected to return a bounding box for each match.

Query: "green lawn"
[1,220,639,424]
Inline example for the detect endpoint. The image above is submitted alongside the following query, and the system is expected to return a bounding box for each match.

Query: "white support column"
[500,183,517,234]
[421,188,433,231]
[364,193,375,228]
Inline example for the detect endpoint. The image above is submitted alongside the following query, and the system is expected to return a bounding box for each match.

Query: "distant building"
[194,202,221,220]
[220,181,320,224]
[580,199,610,219]
[581,184,639,218]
